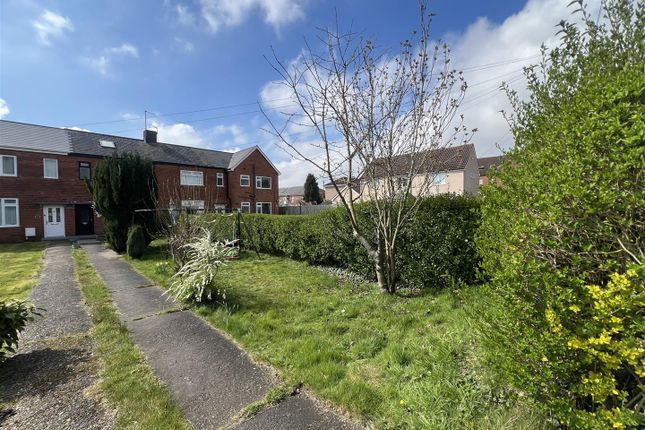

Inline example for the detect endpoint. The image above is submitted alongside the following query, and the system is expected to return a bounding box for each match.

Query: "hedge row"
[205,194,480,289]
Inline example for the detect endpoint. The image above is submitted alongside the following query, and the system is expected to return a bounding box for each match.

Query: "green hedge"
[205,195,480,289]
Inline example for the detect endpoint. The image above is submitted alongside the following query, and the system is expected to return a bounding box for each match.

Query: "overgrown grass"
[129,241,548,429]
[73,249,190,430]
[0,242,48,301]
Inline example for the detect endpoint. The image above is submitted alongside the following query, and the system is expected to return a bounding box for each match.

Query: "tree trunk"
[374,245,389,293]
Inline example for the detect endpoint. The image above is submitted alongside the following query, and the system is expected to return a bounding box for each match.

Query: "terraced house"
[0,120,279,243]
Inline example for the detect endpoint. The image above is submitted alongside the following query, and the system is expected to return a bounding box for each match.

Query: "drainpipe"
[225,170,231,212]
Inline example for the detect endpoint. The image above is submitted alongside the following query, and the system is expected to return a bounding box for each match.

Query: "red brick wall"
[0,149,104,243]
[155,163,229,211]
[228,150,279,214]
[0,147,280,242]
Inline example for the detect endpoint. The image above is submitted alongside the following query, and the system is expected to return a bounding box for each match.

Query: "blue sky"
[0,0,593,186]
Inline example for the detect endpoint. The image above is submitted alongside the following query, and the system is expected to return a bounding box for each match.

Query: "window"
[99,140,115,149]
[0,198,19,227]
[180,170,204,186]
[396,176,408,190]
[256,202,272,214]
[181,200,205,213]
[240,175,250,187]
[216,172,224,187]
[256,176,272,189]
[1,155,17,176]
[214,203,226,213]
[433,173,447,185]
[79,162,91,180]
[43,158,58,179]
[240,202,251,213]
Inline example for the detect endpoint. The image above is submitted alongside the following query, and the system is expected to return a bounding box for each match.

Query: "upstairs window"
[256,175,272,189]
[216,172,224,187]
[79,162,91,180]
[0,198,19,227]
[1,155,17,176]
[180,170,204,186]
[433,173,447,185]
[240,175,250,187]
[43,158,59,179]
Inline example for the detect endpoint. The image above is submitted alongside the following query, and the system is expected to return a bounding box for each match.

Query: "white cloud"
[176,3,195,25]
[83,55,109,76]
[33,9,73,45]
[174,37,194,52]
[153,121,208,148]
[211,124,248,148]
[109,43,139,58]
[200,0,305,33]
[65,126,91,132]
[447,0,601,156]
[0,99,9,119]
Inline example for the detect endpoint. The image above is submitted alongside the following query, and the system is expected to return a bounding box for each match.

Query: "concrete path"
[0,244,114,430]
[82,243,360,430]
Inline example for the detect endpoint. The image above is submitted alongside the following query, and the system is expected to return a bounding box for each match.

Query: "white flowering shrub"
[168,229,237,302]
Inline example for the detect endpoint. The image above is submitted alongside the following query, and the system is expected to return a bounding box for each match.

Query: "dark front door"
[75,204,94,236]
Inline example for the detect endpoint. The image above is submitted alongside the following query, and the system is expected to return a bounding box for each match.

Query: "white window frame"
[180,200,205,213]
[256,175,272,189]
[0,155,17,177]
[256,202,272,214]
[240,174,250,187]
[0,198,19,227]
[240,202,251,213]
[433,172,447,185]
[180,170,204,186]
[43,158,59,179]
[216,172,224,187]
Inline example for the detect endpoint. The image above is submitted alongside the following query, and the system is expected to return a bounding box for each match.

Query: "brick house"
[477,155,504,186]
[0,120,279,243]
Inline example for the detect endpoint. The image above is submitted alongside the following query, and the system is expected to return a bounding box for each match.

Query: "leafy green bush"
[0,300,36,362]
[476,1,644,427]
[88,152,158,253]
[204,194,480,289]
[168,229,237,302]
[126,224,147,259]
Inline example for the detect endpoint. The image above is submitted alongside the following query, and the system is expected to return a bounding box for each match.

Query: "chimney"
[143,129,157,144]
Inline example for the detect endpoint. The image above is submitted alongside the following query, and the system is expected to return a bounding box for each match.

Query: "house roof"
[0,120,277,172]
[0,120,71,154]
[279,185,324,196]
[478,155,504,176]
[369,143,476,178]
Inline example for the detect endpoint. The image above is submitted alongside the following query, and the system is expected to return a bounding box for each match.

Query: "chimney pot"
[144,129,157,144]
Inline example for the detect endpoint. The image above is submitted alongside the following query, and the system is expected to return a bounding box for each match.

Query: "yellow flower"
[400,399,406,406]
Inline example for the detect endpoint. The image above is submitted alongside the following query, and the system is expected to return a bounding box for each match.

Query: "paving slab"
[129,311,273,428]
[234,395,360,430]
[81,243,364,430]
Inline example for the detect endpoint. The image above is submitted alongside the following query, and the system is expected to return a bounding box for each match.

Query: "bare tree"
[262,2,472,293]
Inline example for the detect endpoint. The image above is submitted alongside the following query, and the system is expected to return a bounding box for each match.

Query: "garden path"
[82,243,360,430]
[0,243,114,429]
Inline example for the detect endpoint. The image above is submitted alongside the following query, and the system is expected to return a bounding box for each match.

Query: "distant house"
[0,120,280,243]
[478,155,504,186]
[360,143,479,200]
[278,185,325,205]
[323,177,361,205]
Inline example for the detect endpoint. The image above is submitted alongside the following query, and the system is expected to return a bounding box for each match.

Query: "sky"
[0,0,598,187]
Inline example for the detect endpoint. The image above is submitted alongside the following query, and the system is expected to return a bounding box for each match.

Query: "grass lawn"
[73,249,190,429]
[0,242,48,301]
[129,240,547,429]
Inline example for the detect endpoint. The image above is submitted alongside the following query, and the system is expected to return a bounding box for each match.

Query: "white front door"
[43,206,65,238]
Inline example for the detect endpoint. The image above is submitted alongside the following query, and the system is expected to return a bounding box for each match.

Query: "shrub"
[204,194,480,289]
[0,300,36,362]
[476,1,644,427]
[168,229,237,302]
[126,224,147,259]
[88,152,158,253]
